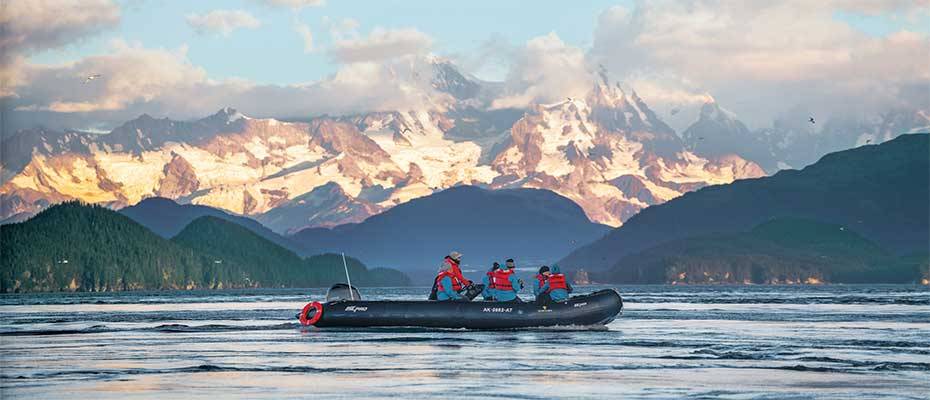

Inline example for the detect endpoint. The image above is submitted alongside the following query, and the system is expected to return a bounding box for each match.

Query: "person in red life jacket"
[533,265,552,304]
[433,261,465,301]
[492,259,523,302]
[428,251,473,300]
[546,264,573,302]
[444,251,473,288]
[481,262,500,300]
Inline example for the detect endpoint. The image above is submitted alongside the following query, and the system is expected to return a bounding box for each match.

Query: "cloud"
[0,0,120,57]
[584,1,930,126]
[330,27,434,63]
[1,0,121,99]
[5,40,451,129]
[13,40,208,113]
[295,22,314,52]
[258,0,325,10]
[490,32,592,109]
[186,10,261,37]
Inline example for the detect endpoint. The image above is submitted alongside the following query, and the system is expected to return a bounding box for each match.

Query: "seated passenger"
[492,259,523,302]
[434,263,465,301]
[546,265,573,302]
[533,265,551,305]
[482,262,500,300]
[444,251,473,288]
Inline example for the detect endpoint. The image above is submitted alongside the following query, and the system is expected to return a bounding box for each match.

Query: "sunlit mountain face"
[0,61,773,232]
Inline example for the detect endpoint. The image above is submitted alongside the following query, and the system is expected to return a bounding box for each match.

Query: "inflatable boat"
[297,284,623,329]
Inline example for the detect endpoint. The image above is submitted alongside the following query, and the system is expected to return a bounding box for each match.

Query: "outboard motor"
[326,283,361,302]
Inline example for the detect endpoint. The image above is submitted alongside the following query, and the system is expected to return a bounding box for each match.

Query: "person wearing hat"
[433,259,465,301]
[491,258,523,302]
[445,251,472,287]
[429,251,473,300]
[481,262,501,300]
[533,265,552,304]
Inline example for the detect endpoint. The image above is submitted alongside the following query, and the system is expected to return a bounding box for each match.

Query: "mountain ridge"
[560,133,930,271]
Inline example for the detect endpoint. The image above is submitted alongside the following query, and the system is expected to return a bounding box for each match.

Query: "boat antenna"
[341,252,355,301]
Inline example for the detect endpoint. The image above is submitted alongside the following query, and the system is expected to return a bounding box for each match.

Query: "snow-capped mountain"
[1,62,766,233]
[681,100,929,173]
[682,100,778,171]
[761,108,930,170]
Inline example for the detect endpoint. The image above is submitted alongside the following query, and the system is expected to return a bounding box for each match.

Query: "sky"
[2,0,929,132]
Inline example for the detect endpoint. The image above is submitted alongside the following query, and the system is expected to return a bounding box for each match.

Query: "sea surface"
[1,285,929,399]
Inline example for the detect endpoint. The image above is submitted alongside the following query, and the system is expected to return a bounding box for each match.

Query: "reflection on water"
[1,285,929,399]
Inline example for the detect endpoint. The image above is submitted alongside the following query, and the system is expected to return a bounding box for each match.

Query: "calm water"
[1,285,929,399]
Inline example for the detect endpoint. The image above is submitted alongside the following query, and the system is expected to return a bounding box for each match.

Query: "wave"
[9,359,927,383]
[0,322,300,336]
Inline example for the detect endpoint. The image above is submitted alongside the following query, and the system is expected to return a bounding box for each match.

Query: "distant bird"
[567,97,573,102]
[808,116,816,124]
[839,227,845,231]
[866,139,872,144]
[402,128,411,134]
[670,108,680,116]
[214,260,222,264]
[82,74,101,84]
[698,137,705,140]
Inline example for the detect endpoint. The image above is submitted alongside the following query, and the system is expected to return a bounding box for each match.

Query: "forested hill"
[598,218,928,284]
[0,202,409,292]
[171,216,410,287]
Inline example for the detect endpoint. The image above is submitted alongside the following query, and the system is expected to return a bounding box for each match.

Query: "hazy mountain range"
[290,185,610,278]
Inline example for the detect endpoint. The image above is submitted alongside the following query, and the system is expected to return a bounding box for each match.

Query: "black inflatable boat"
[298,284,623,329]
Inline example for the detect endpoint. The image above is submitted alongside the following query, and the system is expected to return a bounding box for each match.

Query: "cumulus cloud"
[330,27,434,63]
[490,32,592,109]
[13,40,208,113]
[186,10,261,37]
[0,0,120,57]
[295,22,314,52]
[0,0,121,98]
[5,39,451,130]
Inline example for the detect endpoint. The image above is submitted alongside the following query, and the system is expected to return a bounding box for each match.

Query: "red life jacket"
[492,269,514,291]
[486,271,496,289]
[435,270,465,292]
[445,258,471,286]
[536,274,548,289]
[547,273,568,291]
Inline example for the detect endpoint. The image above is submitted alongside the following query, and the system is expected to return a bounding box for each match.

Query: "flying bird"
[808,116,816,124]
[82,74,101,84]
[866,139,872,144]
[698,137,705,140]
[566,97,573,102]
[402,128,411,134]
[670,108,680,116]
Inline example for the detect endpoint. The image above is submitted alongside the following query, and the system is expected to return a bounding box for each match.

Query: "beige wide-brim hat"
[449,251,463,260]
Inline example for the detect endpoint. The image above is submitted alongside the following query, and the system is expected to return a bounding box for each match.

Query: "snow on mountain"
[758,108,930,170]
[682,100,779,172]
[1,62,766,233]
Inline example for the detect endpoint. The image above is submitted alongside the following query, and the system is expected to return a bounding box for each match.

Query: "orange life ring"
[299,301,323,326]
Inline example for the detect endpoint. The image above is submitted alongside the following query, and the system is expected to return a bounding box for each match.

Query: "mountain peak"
[430,61,480,100]
[210,107,248,124]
